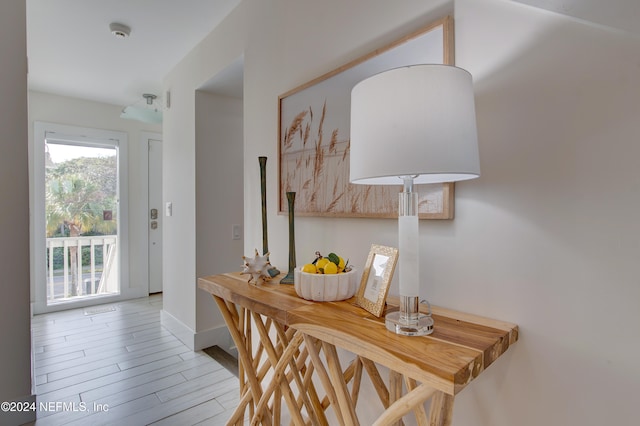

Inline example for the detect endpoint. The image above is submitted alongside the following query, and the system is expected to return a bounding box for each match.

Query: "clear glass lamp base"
[385,295,434,336]
[389,179,435,337]
[385,311,434,336]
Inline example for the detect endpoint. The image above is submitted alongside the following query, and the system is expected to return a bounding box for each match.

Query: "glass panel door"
[44,141,120,303]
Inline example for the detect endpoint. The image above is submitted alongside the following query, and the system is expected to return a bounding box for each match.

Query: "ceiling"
[26,0,638,109]
[513,0,640,35]
[27,0,241,108]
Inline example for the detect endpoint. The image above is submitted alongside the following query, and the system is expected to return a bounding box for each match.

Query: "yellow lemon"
[316,258,330,271]
[323,262,338,274]
[301,264,317,274]
[338,257,346,272]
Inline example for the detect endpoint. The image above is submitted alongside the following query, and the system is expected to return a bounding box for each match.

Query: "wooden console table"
[198,272,518,426]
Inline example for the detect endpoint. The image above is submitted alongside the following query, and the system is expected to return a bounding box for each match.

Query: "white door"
[148,138,163,293]
[33,122,130,314]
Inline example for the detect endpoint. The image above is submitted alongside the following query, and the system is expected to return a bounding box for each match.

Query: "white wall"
[28,91,162,308]
[165,0,640,424]
[449,0,640,424]
[194,90,244,351]
[241,0,452,282]
[162,4,247,346]
[0,1,34,425]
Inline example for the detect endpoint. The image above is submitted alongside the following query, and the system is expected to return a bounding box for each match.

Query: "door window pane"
[45,142,119,303]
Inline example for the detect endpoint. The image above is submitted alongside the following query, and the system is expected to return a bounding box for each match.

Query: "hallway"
[30,295,239,425]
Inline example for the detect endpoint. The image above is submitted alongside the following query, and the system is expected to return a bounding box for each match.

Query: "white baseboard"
[194,325,232,351]
[0,394,36,425]
[160,310,195,350]
[160,310,231,352]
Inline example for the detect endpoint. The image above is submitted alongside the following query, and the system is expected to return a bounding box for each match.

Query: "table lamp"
[350,64,480,336]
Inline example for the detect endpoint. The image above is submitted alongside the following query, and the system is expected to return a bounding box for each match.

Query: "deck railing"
[46,235,118,302]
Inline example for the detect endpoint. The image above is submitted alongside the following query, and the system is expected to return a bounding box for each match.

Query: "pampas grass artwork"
[280,102,448,219]
[278,17,454,219]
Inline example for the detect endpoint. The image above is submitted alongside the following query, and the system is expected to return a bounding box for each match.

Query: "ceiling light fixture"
[143,93,156,105]
[120,93,162,124]
[109,22,131,39]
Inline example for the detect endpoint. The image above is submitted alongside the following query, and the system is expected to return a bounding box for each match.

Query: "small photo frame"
[356,244,398,317]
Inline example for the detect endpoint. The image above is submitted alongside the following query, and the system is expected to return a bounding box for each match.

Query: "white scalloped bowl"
[294,267,358,302]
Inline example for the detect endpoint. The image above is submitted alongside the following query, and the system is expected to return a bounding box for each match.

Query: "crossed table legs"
[212,295,454,426]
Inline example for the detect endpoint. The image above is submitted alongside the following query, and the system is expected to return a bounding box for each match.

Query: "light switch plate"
[232,224,242,240]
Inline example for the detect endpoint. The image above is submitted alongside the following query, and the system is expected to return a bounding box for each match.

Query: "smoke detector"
[109,22,131,39]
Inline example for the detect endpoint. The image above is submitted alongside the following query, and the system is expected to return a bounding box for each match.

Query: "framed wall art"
[278,16,455,219]
[356,244,399,317]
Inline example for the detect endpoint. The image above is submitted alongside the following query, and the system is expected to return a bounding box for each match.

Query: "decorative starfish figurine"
[241,249,273,286]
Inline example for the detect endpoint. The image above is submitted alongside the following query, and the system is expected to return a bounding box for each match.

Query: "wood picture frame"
[278,16,455,219]
[356,244,398,317]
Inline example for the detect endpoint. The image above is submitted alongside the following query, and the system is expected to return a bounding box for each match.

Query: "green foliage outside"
[46,155,118,238]
[45,152,117,294]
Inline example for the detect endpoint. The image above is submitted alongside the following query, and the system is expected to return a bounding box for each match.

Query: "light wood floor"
[30,295,240,425]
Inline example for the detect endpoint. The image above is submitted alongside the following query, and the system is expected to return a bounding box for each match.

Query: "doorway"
[33,122,129,314]
[44,141,120,303]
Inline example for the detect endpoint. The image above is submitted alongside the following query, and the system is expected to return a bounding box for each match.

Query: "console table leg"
[304,335,345,425]
[389,371,404,426]
[371,383,436,426]
[322,341,360,426]
[212,295,273,426]
[404,376,428,425]
[428,391,454,426]
[350,357,363,407]
[361,358,389,408]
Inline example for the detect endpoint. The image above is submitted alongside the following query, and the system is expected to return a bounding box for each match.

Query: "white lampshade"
[350,64,480,336]
[350,64,480,185]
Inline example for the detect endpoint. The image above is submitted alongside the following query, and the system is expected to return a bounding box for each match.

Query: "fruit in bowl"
[294,252,358,301]
[302,252,349,274]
